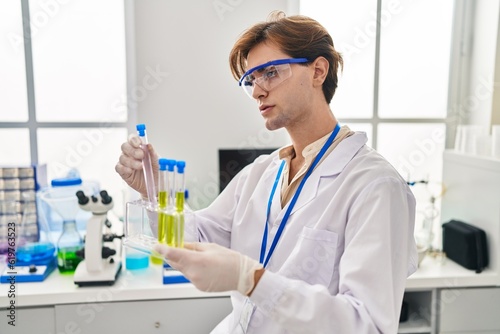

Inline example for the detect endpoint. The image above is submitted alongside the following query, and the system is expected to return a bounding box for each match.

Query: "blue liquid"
[16,242,56,265]
[126,252,149,270]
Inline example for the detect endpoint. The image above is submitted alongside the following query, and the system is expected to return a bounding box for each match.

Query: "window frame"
[0,0,136,165]
[294,0,469,152]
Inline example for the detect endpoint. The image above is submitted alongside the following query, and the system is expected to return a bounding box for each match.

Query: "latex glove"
[115,133,159,198]
[154,242,263,295]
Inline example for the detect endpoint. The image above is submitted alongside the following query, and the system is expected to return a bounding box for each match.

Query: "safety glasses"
[238,58,309,98]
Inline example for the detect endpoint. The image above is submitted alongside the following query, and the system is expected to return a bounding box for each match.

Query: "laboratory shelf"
[398,319,431,334]
[398,289,434,334]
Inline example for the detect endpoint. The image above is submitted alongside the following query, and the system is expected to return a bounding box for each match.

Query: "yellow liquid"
[175,192,185,248]
[153,190,169,263]
[158,191,167,208]
[158,191,168,244]
[176,212,184,248]
[156,191,184,248]
[166,214,176,247]
[175,191,184,211]
[150,254,163,265]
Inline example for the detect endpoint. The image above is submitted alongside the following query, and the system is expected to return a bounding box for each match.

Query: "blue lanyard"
[259,124,341,267]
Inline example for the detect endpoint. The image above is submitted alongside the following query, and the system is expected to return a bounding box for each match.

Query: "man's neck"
[288,112,337,160]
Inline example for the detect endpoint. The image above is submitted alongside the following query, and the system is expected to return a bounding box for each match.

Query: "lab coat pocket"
[278,227,339,287]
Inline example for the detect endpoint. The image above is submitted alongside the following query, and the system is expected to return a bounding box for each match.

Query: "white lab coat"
[191,132,417,334]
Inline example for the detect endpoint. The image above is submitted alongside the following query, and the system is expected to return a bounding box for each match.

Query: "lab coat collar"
[315,131,368,177]
[271,132,368,217]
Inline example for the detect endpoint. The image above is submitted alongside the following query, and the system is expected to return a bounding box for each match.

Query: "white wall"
[492,5,500,126]
[466,0,500,127]
[133,0,292,209]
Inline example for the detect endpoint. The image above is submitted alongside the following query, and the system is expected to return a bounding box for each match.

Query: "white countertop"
[406,254,500,290]
[0,262,229,308]
[1,253,499,308]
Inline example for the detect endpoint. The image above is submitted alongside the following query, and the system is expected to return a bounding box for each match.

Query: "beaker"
[1,194,57,268]
[15,193,56,265]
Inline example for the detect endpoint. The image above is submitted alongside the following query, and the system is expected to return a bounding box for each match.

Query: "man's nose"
[252,81,268,99]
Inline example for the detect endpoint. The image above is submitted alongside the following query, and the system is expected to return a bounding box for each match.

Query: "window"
[0,1,28,122]
[300,0,453,182]
[300,0,455,245]
[0,0,130,216]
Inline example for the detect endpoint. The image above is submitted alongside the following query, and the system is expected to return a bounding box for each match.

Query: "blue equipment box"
[1,257,57,283]
[163,263,189,284]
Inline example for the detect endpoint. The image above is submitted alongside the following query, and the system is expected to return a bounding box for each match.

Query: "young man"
[116,12,417,334]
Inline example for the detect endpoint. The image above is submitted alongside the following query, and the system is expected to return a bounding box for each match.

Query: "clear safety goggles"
[238,58,309,98]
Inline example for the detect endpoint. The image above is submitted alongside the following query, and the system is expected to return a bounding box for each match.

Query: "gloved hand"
[115,133,159,198]
[153,242,264,295]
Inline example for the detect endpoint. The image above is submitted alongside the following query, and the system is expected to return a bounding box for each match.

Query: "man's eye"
[264,68,278,79]
[244,76,255,86]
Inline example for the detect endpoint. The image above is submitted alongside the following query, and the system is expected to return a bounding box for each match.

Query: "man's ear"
[312,56,329,87]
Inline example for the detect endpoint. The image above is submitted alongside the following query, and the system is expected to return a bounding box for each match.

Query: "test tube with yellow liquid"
[164,159,179,247]
[151,158,170,264]
[174,161,186,248]
[157,159,169,244]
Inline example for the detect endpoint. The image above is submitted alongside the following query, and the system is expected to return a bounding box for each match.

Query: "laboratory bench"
[398,151,500,334]
[1,151,499,333]
[402,255,500,334]
[0,254,499,334]
[0,262,232,333]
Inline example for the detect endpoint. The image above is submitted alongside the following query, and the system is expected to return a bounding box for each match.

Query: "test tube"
[157,158,169,244]
[136,124,156,207]
[150,158,169,265]
[165,159,178,247]
[175,161,186,248]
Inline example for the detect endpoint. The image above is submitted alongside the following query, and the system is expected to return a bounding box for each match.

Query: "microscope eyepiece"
[76,190,89,205]
[100,190,112,205]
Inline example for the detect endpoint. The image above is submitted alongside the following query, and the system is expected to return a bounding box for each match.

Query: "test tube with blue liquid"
[136,124,156,208]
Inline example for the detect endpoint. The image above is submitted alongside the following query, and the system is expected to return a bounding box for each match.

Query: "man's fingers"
[119,153,142,170]
[128,133,142,148]
[115,162,132,179]
[122,135,145,161]
[153,244,194,263]
[153,244,169,257]
[183,242,201,251]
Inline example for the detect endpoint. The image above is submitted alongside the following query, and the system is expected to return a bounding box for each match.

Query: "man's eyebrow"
[256,65,275,73]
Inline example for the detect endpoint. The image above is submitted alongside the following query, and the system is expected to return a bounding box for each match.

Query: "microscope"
[73,190,122,286]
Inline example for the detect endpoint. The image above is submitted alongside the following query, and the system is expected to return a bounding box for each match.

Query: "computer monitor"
[218,148,277,193]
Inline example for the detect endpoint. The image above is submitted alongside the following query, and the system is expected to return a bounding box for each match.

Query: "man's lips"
[259,105,274,114]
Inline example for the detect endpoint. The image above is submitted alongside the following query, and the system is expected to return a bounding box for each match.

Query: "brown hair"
[229,11,343,104]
